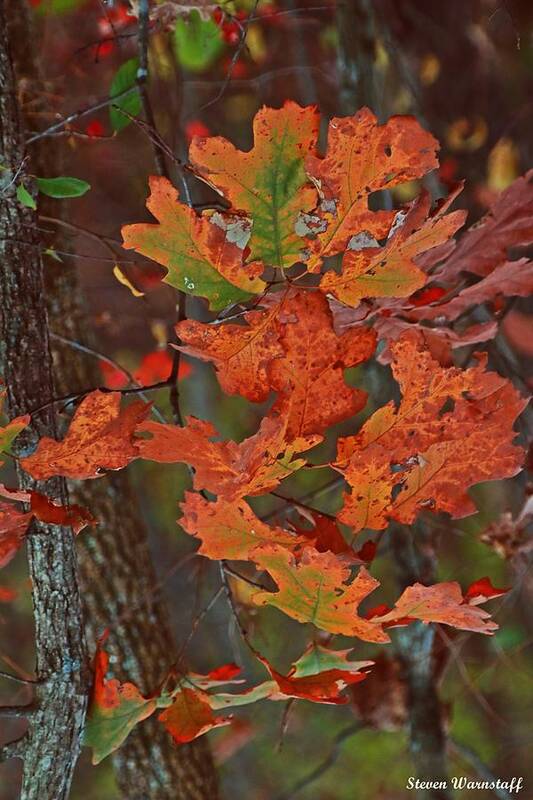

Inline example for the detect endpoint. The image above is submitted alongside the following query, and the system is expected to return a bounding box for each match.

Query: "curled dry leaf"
[434,168,533,278]
[21,391,151,480]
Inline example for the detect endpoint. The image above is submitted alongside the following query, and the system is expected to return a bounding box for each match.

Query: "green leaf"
[109,58,142,132]
[16,184,36,210]
[173,10,224,72]
[43,248,63,262]
[36,176,90,199]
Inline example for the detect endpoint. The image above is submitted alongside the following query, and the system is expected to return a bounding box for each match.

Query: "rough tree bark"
[0,1,89,797]
[3,1,220,798]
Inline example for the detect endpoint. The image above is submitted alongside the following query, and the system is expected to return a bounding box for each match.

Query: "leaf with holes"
[190,102,320,269]
[122,177,265,311]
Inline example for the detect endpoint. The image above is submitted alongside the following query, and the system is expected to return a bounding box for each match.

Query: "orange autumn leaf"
[178,289,375,435]
[269,290,376,437]
[21,391,151,480]
[158,688,231,745]
[304,108,439,269]
[177,293,286,403]
[375,582,499,634]
[335,332,527,533]
[190,102,320,269]
[252,544,389,642]
[320,192,465,308]
[180,491,308,561]
[138,414,318,500]
[121,176,265,311]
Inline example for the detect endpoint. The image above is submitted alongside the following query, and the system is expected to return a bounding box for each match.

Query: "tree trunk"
[391,523,451,800]
[335,9,452,798]
[0,1,89,797]
[4,1,220,797]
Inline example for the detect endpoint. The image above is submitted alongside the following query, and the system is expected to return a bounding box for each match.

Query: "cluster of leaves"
[3,104,530,760]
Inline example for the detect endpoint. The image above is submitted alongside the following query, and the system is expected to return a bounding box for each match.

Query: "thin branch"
[0,704,37,718]
[0,735,26,762]
[26,86,139,144]
[273,723,362,800]
[175,585,225,667]
[193,0,260,117]
[449,739,513,800]
[0,670,37,685]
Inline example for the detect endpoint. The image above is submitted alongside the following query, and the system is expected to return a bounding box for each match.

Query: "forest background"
[0,1,532,799]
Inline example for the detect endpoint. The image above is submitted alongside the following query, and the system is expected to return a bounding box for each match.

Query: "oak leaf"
[434,168,533,278]
[252,544,389,642]
[0,502,32,568]
[189,102,320,269]
[335,332,526,533]
[29,492,96,534]
[407,258,533,323]
[158,688,231,744]
[121,176,265,310]
[257,649,372,705]
[21,391,150,480]
[180,491,308,560]
[177,293,286,403]
[177,289,375,435]
[304,108,439,269]
[0,390,29,459]
[137,414,318,500]
[375,582,499,634]
[320,192,465,307]
[269,290,376,436]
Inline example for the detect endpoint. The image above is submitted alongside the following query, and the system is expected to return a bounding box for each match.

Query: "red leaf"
[29,492,96,535]
[464,577,508,605]
[0,502,32,568]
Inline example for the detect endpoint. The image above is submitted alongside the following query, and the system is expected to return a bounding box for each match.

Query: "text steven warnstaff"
[406,777,524,793]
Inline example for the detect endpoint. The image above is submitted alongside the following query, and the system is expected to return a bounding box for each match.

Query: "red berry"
[86,120,105,138]
[185,120,211,142]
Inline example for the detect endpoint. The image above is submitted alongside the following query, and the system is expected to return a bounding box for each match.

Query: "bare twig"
[26,86,139,144]
[449,739,513,800]
[273,723,362,800]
